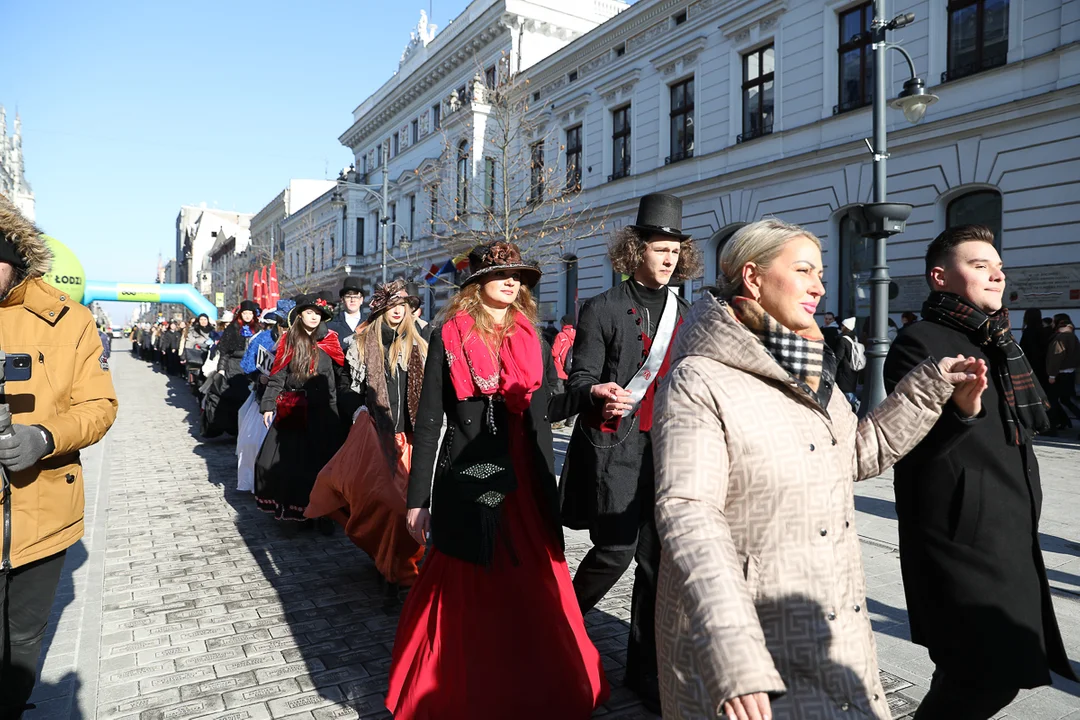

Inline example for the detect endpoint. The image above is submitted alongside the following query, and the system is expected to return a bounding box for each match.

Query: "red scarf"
[270,328,345,376]
[441,311,543,414]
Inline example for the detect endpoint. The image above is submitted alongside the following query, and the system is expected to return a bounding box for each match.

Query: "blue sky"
[4,0,471,321]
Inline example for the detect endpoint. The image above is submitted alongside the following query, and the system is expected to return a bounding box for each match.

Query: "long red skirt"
[385,418,609,719]
[305,410,423,586]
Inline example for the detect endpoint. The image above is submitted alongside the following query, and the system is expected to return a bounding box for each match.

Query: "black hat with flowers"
[369,279,421,319]
[461,241,542,289]
[288,293,335,325]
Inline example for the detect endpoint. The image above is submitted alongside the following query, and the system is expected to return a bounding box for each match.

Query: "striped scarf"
[731,296,837,410]
[922,292,1050,444]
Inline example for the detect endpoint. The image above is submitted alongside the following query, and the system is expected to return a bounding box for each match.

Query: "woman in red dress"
[386,242,621,719]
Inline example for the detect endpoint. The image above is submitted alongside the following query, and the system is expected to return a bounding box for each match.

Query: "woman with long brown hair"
[385,242,622,719]
[306,280,429,585]
[254,294,344,527]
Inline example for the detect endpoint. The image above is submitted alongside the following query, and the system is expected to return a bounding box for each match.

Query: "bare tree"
[410,55,606,284]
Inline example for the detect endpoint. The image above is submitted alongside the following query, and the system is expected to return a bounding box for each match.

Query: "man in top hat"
[560,192,703,710]
[404,281,433,342]
[327,277,366,354]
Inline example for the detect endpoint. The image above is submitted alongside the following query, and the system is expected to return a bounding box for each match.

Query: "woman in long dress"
[306,280,428,585]
[386,242,621,719]
[255,294,344,525]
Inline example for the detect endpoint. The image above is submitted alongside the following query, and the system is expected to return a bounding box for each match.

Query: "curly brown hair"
[608,227,703,282]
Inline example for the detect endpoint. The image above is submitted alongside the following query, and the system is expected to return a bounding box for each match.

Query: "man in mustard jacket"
[0,195,117,719]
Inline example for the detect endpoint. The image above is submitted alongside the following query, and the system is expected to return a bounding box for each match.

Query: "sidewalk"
[25,346,1080,719]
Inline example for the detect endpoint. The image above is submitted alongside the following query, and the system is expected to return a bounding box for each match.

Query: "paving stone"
[254,659,326,684]
[178,671,259,702]
[266,688,345,717]
[222,678,302,709]
[98,689,182,720]
[215,652,287,677]
[174,646,247,671]
[297,664,370,692]
[137,666,216,694]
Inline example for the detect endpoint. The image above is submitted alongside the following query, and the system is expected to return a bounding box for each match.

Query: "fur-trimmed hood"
[0,193,53,279]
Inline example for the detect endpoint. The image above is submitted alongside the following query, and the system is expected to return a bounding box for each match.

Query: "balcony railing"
[736,124,773,144]
[941,53,1007,83]
[665,149,694,165]
[833,97,872,115]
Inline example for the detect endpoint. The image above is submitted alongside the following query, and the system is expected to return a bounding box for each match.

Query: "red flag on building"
[268,263,280,305]
[243,272,250,300]
[253,270,262,307]
[259,266,270,309]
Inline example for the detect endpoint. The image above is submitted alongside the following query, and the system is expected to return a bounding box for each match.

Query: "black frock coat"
[407,327,592,566]
[558,281,689,546]
[884,319,1075,687]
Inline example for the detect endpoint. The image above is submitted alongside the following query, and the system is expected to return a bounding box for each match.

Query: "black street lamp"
[859,2,940,412]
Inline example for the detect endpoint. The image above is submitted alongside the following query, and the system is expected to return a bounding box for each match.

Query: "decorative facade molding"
[649,35,708,75]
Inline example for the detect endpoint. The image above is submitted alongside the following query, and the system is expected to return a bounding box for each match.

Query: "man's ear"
[928,266,948,290]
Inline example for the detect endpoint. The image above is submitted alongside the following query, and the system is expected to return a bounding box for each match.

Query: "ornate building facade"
[335,0,1080,326]
[0,106,35,221]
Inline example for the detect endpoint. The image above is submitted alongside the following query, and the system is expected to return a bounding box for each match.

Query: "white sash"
[621,289,679,416]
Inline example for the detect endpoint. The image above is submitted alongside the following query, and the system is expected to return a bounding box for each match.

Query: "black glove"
[0,424,53,473]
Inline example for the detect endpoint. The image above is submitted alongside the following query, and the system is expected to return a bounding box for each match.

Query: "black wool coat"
[559,281,689,546]
[407,327,592,567]
[327,310,364,355]
[884,319,1075,687]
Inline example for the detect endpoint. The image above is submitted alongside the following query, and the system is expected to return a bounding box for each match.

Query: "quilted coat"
[652,293,955,719]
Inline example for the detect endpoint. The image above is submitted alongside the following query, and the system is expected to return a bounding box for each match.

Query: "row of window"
[530,0,1009,190]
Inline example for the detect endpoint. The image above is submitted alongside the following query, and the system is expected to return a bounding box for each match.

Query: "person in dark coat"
[559,193,703,710]
[161,321,182,375]
[1020,307,1053,391]
[327,278,365,354]
[256,294,344,525]
[208,301,260,435]
[834,316,865,411]
[884,224,1076,719]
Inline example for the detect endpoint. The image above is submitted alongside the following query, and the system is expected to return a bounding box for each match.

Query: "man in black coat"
[560,193,702,710]
[885,224,1076,719]
[326,277,366,354]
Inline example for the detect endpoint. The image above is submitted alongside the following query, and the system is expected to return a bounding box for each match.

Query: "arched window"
[947,189,1003,250]
[838,210,873,323]
[456,141,470,215]
[563,255,579,319]
[710,223,746,284]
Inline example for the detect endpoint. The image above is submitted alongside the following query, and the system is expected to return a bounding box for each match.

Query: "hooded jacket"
[0,195,118,568]
[652,293,953,719]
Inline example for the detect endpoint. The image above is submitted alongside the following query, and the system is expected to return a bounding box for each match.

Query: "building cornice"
[339,10,511,150]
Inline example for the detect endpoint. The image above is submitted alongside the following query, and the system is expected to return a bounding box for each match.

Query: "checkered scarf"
[731,296,836,410]
[922,292,1050,444]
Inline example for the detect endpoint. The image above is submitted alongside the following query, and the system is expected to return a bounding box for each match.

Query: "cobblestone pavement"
[26,345,1080,719]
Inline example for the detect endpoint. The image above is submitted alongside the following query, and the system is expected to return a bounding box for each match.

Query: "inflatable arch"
[42,236,219,321]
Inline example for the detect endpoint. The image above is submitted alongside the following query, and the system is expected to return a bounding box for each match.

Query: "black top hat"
[461,242,542,289]
[339,276,366,297]
[288,293,335,325]
[237,299,260,315]
[628,193,690,240]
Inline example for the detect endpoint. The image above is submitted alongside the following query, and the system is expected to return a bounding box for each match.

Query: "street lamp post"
[333,159,394,286]
[859,1,939,411]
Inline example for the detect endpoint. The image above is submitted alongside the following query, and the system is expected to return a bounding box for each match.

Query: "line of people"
[171,194,1074,720]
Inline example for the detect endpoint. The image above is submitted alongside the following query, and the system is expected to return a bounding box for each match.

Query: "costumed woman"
[387,242,622,719]
[204,301,261,436]
[255,294,344,530]
[183,313,214,391]
[306,280,427,585]
[236,299,295,493]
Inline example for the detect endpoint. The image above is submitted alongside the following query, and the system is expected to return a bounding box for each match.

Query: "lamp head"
[889,77,939,124]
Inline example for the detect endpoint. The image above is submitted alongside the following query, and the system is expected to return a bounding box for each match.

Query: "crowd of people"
[107,195,1080,719]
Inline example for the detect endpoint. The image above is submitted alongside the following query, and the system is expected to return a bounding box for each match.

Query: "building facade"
[337,0,1080,326]
[174,205,253,290]
[337,0,630,309]
[0,106,35,221]
[524,0,1080,323]
[249,179,337,300]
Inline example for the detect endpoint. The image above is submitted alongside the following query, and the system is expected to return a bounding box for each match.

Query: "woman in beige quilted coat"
[652,219,988,720]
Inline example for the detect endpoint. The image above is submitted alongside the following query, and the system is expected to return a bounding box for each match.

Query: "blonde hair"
[439,281,539,351]
[354,309,428,376]
[717,219,822,300]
